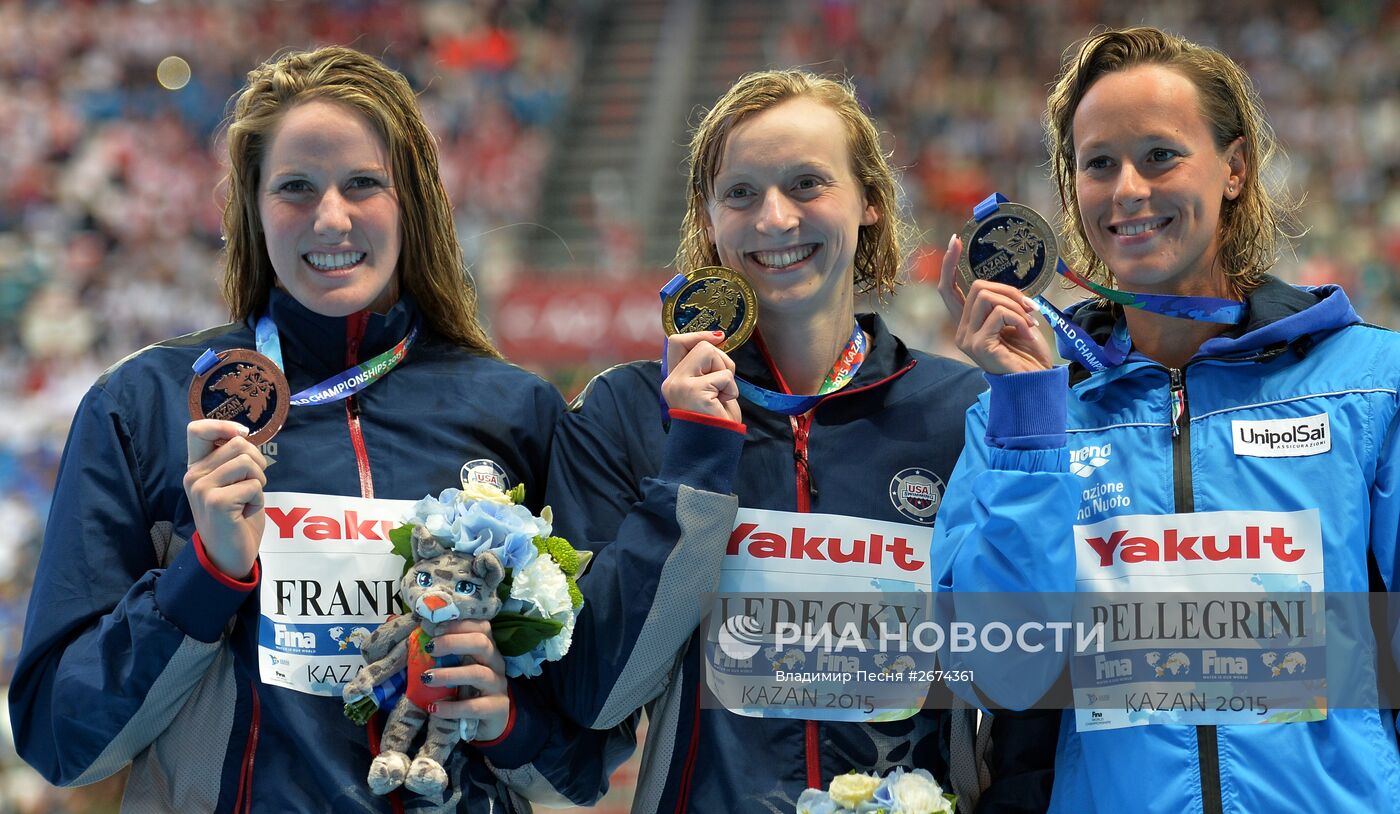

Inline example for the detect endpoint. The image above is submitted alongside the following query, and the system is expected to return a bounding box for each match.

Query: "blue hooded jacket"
[932,279,1400,812]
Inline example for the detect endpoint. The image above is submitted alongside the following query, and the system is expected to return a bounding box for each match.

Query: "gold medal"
[661,266,758,353]
[188,349,290,445]
[956,201,1058,299]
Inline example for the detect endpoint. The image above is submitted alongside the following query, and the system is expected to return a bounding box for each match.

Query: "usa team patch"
[460,458,510,491]
[888,467,945,524]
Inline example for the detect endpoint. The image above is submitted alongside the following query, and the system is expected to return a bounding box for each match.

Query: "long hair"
[676,69,910,299]
[220,45,498,356]
[1045,27,1298,294]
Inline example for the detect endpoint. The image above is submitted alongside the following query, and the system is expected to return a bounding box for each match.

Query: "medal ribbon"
[970,193,1247,373]
[253,313,417,406]
[658,273,867,416]
[735,323,865,415]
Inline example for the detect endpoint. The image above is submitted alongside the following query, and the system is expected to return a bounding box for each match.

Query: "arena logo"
[888,467,945,524]
[1070,443,1112,478]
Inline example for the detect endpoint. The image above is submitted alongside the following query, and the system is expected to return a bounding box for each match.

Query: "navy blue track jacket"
[543,313,1057,812]
[10,289,632,813]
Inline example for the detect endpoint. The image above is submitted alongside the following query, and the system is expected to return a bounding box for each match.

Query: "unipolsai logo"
[1070,443,1112,478]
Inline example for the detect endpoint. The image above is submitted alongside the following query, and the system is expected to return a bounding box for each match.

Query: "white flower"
[459,480,513,505]
[890,771,952,813]
[544,611,576,661]
[828,773,880,809]
[510,553,573,617]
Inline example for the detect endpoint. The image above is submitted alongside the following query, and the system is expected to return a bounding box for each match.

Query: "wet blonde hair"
[676,69,909,299]
[1045,27,1297,295]
[220,46,497,356]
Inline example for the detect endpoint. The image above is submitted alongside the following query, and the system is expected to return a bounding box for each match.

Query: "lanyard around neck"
[254,313,417,406]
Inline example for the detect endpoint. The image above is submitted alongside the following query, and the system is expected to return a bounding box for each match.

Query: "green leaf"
[389,524,414,569]
[344,695,379,726]
[508,483,526,505]
[491,612,564,657]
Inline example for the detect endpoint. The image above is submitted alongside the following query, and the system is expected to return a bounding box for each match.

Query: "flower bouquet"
[797,768,956,814]
[343,480,587,725]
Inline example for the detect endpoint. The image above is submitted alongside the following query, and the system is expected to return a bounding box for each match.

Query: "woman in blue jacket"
[8,46,626,813]
[544,69,1055,813]
[934,26,1400,812]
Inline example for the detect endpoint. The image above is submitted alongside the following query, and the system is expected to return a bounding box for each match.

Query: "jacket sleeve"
[472,676,637,806]
[7,384,257,786]
[930,368,1079,711]
[540,370,745,730]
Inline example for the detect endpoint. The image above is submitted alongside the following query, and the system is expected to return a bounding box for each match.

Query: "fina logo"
[1070,443,1112,478]
[460,458,510,491]
[888,467,946,524]
[716,614,764,662]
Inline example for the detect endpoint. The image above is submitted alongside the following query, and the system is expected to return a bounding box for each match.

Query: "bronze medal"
[956,201,1058,299]
[187,349,290,445]
[661,266,758,353]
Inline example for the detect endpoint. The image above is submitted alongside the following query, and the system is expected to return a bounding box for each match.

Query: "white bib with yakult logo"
[705,508,934,722]
[256,492,413,696]
[1071,509,1325,731]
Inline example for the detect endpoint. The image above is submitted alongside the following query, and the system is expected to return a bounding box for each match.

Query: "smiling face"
[259,99,401,317]
[703,96,878,322]
[1072,65,1244,296]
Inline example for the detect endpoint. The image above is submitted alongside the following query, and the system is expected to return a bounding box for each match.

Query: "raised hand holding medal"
[659,267,871,418]
[183,347,289,579]
[942,192,1247,375]
[658,267,754,422]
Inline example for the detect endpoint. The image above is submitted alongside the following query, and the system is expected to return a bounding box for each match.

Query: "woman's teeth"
[752,244,817,268]
[305,252,365,271]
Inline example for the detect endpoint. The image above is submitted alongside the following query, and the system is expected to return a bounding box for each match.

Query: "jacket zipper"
[346,313,374,499]
[790,412,821,789]
[233,680,260,813]
[344,312,401,813]
[1170,367,1222,814]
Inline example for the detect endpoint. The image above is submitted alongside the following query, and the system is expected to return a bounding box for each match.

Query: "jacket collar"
[1066,275,1358,370]
[729,312,913,396]
[257,288,420,382]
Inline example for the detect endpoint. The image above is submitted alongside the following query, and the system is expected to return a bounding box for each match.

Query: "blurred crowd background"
[1,0,1396,811]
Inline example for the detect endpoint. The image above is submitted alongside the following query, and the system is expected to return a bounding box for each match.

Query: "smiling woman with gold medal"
[541,70,1056,813]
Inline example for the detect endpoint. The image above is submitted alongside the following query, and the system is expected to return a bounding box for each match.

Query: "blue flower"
[504,644,548,678]
[796,789,839,814]
[450,500,538,569]
[406,491,460,539]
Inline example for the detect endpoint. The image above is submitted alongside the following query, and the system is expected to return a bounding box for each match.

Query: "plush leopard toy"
[342,525,504,799]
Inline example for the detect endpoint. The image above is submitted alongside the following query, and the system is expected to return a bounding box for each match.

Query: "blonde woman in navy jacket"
[543,70,1056,813]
